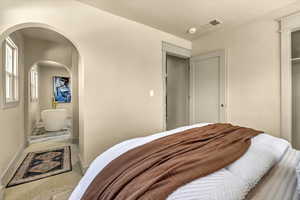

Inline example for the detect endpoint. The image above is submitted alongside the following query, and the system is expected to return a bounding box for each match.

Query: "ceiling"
[18,28,72,45]
[77,0,297,40]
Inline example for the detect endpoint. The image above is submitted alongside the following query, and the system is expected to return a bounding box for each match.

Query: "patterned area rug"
[7,146,72,187]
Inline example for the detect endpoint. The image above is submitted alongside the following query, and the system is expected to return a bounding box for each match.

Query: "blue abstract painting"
[53,76,71,103]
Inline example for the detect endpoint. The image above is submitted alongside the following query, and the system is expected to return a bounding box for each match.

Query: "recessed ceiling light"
[187,27,197,34]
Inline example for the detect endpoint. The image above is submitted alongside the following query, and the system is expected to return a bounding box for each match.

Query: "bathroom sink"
[41,109,68,131]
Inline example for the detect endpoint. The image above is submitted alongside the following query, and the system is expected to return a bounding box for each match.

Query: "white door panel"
[194,57,220,123]
[191,51,226,124]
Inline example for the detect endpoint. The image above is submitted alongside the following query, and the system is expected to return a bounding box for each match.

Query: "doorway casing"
[162,42,227,130]
[279,12,300,143]
[162,42,191,131]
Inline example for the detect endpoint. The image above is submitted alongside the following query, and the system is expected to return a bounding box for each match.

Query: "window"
[3,37,19,107]
[30,67,38,101]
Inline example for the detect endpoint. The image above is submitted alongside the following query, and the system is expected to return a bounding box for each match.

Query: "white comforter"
[70,123,290,200]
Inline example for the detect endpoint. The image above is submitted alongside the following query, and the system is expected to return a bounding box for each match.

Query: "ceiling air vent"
[209,19,222,26]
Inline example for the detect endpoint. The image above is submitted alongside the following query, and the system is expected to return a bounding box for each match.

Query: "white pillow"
[167,169,250,200]
[226,134,290,188]
[226,144,277,188]
[251,134,290,161]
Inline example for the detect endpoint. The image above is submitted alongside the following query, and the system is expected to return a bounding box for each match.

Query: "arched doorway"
[1,26,81,146]
[27,60,76,143]
[0,24,85,199]
[0,22,84,145]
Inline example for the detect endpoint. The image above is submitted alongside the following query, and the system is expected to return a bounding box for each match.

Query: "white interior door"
[292,64,300,149]
[166,55,189,130]
[190,50,226,124]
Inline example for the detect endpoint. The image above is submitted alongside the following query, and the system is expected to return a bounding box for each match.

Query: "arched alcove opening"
[0,23,85,172]
[27,60,75,142]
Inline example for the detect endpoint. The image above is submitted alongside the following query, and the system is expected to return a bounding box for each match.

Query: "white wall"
[192,19,281,137]
[0,0,191,168]
[0,32,25,182]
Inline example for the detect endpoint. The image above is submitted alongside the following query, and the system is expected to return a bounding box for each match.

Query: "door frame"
[279,12,300,142]
[162,42,191,131]
[190,49,227,124]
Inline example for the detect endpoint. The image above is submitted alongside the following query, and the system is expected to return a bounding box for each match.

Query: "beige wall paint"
[0,0,191,167]
[192,19,281,137]
[0,32,25,180]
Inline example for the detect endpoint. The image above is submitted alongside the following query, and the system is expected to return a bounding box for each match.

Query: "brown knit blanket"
[82,123,261,200]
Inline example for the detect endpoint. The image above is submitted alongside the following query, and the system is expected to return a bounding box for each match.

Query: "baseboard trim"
[0,144,25,187]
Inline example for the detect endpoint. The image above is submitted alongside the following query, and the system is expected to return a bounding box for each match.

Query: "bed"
[70,123,300,200]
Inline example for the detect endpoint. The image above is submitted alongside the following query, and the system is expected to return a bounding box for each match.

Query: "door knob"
[220,104,224,107]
